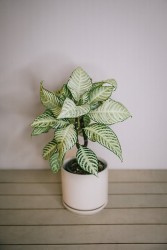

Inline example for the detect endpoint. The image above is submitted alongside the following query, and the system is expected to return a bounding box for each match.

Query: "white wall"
[0,0,167,169]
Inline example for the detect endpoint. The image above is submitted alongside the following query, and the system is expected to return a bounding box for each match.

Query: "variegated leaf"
[89,99,131,125]
[49,153,62,173]
[52,119,70,129]
[84,123,122,160]
[57,98,90,119]
[43,139,57,160]
[54,124,77,155]
[31,111,56,128]
[91,82,103,90]
[92,79,117,91]
[50,106,62,117]
[31,126,51,136]
[77,146,98,176]
[40,82,61,109]
[82,115,91,127]
[67,67,92,102]
[89,86,113,104]
[102,79,117,90]
[62,84,73,98]
[54,84,72,101]
[79,91,89,105]
[90,101,103,110]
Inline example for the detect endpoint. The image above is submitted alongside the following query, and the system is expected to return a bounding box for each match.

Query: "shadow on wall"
[0,53,77,169]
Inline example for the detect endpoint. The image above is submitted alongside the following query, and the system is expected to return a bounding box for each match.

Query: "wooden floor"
[0,170,167,250]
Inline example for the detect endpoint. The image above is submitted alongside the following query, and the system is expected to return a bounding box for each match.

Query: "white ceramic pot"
[61,158,108,215]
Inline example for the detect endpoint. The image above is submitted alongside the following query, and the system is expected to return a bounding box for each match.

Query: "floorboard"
[0,170,167,249]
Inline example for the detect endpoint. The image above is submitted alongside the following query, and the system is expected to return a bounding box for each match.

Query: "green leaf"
[31,111,56,128]
[54,124,77,156]
[88,99,131,125]
[49,153,62,173]
[31,126,51,136]
[43,139,57,160]
[77,146,98,176]
[40,82,61,109]
[57,98,90,119]
[89,86,113,104]
[84,123,122,161]
[67,67,92,102]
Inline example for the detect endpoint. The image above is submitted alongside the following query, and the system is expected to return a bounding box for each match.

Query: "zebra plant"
[31,67,131,176]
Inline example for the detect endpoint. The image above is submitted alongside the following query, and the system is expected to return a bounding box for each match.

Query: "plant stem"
[75,118,80,149]
[81,117,88,147]
[75,117,88,149]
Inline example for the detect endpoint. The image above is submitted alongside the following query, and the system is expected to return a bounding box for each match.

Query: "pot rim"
[62,157,108,176]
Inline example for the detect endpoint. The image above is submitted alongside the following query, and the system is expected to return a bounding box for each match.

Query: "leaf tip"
[94,171,98,177]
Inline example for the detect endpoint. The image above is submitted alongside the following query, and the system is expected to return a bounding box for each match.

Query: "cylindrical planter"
[61,158,108,215]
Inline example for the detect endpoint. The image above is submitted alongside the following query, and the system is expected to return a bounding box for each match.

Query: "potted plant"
[31,67,131,214]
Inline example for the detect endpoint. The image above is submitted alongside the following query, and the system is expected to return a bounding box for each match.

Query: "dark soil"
[64,158,106,175]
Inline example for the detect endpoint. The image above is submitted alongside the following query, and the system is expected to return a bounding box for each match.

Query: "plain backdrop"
[0,0,167,169]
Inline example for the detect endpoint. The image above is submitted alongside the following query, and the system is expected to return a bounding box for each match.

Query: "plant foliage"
[31,67,131,175]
